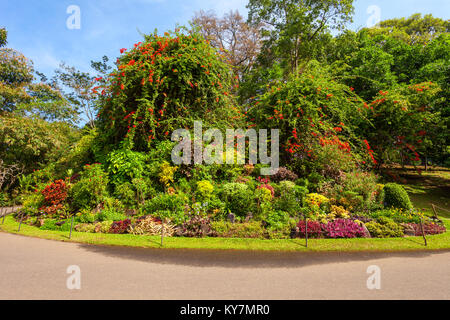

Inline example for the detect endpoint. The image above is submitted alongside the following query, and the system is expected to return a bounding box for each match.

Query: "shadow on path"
[77,242,450,269]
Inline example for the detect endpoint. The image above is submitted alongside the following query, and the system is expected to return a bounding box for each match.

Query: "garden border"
[1,215,450,253]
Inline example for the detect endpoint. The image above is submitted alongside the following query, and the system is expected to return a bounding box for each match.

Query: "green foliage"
[75,221,113,233]
[96,27,240,152]
[265,210,290,231]
[57,128,98,174]
[107,148,147,185]
[247,0,354,75]
[211,221,266,238]
[221,183,254,217]
[96,208,127,222]
[365,216,404,238]
[0,114,80,176]
[370,208,423,224]
[39,219,59,231]
[40,219,73,232]
[158,161,178,187]
[113,182,136,207]
[95,197,127,221]
[77,208,96,223]
[322,170,380,211]
[69,164,109,210]
[142,193,188,224]
[196,180,214,201]
[383,183,413,210]
[246,61,366,176]
[365,13,450,45]
[20,191,44,216]
[0,28,7,48]
[274,181,303,214]
[152,210,186,225]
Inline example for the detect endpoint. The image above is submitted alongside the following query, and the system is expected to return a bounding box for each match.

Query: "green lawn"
[395,166,450,218]
[1,215,450,252]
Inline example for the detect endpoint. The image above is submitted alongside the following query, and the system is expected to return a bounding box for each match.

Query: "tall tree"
[365,13,450,45]
[0,33,77,122]
[247,0,354,74]
[192,10,262,81]
[53,63,98,128]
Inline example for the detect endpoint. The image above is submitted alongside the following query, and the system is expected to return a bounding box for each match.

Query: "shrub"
[69,164,109,211]
[323,219,366,238]
[403,223,446,236]
[295,178,309,188]
[96,28,238,152]
[75,223,96,233]
[257,184,275,198]
[158,161,178,187]
[106,148,146,185]
[221,183,253,217]
[265,210,290,230]
[40,219,59,231]
[114,182,136,207]
[175,216,217,237]
[383,183,412,210]
[74,222,112,233]
[351,215,373,224]
[94,221,114,233]
[77,208,96,223]
[109,219,132,234]
[294,186,308,206]
[96,208,127,222]
[274,181,301,214]
[40,179,69,217]
[306,172,324,192]
[365,216,404,238]
[315,143,356,179]
[152,209,186,225]
[305,193,329,208]
[340,170,379,207]
[21,192,44,216]
[370,208,423,224]
[143,193,188,214]
[255,187,273,203]
[205,198,226,216]
[196,180,214,201]
[211,221,266,238]
[328,205,350,220]
[129,216,175,236]
[296,220,323,238]
[334,190,364,212]
[272,167,298,182]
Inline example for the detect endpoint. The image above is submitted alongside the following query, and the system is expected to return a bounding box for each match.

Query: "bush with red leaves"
[40,180,69,216]
[405,223,446,236]
[175,216,217,237]
[297,220,323,238]
[109,219,132,234]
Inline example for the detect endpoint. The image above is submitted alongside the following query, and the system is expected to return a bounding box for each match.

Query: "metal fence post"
[69,215,74,239]
[18,213,23,232]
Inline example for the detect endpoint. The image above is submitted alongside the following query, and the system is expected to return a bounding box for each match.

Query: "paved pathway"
[0,232,449,300]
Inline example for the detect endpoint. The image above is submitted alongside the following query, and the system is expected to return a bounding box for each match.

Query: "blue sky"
[0,0,449,78]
